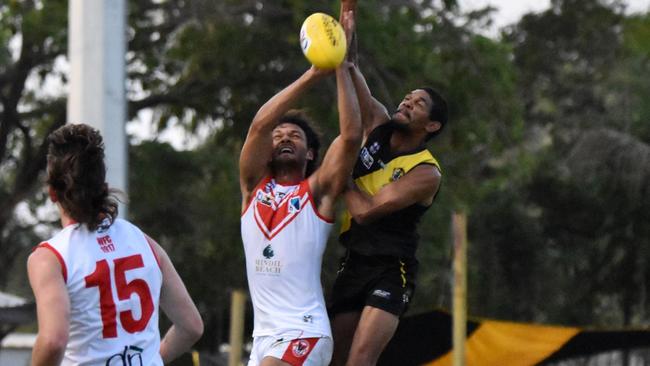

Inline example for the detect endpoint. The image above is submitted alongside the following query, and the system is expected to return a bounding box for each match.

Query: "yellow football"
[300,13,347,69]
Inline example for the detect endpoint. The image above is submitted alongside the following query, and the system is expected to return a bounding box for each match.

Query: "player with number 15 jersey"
[28,124,203,366]
[36,218,162,365]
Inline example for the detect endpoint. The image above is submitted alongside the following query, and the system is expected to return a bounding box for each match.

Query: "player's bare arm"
[345,164,441,225]
[150,237,203,364]
[349,65,390,137]
[28,248,70,366]
[340,9,389,137]
[239,67,328,208]
[310,62,362,218]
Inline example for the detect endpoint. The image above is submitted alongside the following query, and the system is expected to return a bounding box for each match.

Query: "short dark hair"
[278,110,322,177]
[419,87,448,141]
[47,123,118,231]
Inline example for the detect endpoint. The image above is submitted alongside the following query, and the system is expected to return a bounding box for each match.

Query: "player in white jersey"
[239,11,360,366]
[27,124,203,366]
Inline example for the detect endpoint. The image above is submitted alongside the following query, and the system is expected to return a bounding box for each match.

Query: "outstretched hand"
[309,65,335,79]
[340,10,358,64]
[338,60,356,72]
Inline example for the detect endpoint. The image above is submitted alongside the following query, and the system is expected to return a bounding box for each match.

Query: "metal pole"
[228,289,247,366]
[68,0,128,217]
[452,211,467,366]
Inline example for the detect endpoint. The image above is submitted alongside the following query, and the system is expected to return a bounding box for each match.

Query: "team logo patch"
[263,244,274,259]
[369,141,381,154]
[292,339,311,358]
[264,179,277,193]
[360,147,374,169]
[390,168,405,181]
[288,196,301,213]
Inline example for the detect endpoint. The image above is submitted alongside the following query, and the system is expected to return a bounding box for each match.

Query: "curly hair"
[46,124,118,231]
[278,110,322,177]
[418,87,448,141]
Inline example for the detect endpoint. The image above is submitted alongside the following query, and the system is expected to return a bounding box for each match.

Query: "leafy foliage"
[2,0,650,356]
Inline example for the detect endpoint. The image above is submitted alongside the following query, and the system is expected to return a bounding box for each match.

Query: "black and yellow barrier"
[379,310,650,366]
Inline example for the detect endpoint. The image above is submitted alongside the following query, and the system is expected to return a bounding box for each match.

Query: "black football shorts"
[329,250,418,317]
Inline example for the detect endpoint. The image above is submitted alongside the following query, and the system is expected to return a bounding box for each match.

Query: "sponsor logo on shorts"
[403,293,410,304]
[303,314,313,323]
[292,339,311,358]
[372,289,391,299]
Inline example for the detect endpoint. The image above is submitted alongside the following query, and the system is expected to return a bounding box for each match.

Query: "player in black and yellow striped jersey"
[328,64,447,366]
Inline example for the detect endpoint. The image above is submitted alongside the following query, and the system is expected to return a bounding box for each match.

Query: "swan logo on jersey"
[292,339,311,357]
[263,244,274,259]
[288,197,301,214]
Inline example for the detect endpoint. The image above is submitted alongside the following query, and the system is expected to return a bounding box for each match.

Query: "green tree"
[0,0,68,287]
[471,0,650,328]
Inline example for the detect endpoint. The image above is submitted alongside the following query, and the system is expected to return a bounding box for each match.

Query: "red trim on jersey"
[144,235,162,270]
[281,338,320,366]
[252,179,307,240]
[247,176,332,239]
[241,176,273,217]
[304,179,334,223]
[36,243,68,283]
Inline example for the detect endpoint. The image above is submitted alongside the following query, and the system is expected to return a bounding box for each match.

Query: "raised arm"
[345,164,441,225]
[310,62,362,217]
[339,8,390,136]
[28,248,70,366]
[349,65,390,136]
[239,67,327,206]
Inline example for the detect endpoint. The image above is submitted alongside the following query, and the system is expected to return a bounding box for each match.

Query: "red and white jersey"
[38,218,163,366]
[241,177,333,338]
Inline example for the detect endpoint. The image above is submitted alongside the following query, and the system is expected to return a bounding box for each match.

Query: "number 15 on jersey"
[85,254,154,338]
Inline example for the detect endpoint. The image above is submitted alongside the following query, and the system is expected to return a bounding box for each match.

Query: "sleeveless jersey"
[38,218,163,366]
[241,177,333,338]
[340,122,441,258]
